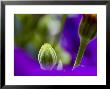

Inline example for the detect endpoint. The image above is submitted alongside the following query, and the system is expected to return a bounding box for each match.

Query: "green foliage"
[14,14,48,50]
[14,14,71,67]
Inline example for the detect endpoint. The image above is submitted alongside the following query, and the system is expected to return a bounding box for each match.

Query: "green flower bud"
[79,14,97,41]
[74,14,97,67]
[38,43,57,70]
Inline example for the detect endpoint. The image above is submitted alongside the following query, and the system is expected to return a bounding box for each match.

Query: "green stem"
[52,14,67,48]
[60,14,68,30]
[74,38,88,66]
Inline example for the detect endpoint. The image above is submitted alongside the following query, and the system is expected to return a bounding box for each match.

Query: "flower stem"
[60,14,68,30]
[52,14,67,48]
[74,38,88,66]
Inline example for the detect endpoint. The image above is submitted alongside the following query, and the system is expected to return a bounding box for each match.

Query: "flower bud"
[79,14,97,41]
[74,14,97,67]
[38,43,57,70]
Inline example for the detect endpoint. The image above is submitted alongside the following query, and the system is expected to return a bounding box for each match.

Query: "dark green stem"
[60,14,68,30]
[52,14,67,48]
[74,38,88,66]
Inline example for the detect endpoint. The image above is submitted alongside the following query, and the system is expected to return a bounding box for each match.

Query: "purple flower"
[14,14,97,76]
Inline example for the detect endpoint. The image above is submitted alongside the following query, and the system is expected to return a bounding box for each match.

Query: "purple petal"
[14,47,40,76]
[60,14,82,64]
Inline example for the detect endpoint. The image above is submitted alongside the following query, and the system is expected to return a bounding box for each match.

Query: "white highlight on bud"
[57,60,63,70]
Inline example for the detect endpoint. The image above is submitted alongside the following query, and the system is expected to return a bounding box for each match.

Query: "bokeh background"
[14,14,97,76]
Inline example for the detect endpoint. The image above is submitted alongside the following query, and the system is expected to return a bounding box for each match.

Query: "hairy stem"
[74,38,88,66]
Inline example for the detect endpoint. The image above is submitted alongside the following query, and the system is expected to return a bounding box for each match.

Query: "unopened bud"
[79,14,97,41]
[74,14,97,67]
[38,43,57,70]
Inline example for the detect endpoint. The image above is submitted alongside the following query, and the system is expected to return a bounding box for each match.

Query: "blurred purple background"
[14,14,97,76]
